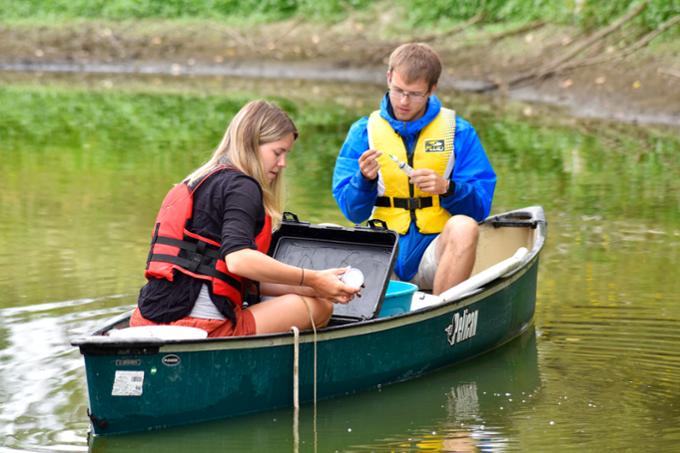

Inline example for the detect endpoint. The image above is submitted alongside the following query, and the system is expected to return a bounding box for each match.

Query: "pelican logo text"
[445,309,478,346]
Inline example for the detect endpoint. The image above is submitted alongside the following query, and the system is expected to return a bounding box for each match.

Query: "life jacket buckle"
[187,253,203,272]
[392,196,433,210]
[406,197,421,210]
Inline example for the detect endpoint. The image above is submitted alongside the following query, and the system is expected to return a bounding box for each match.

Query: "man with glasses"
[332,43,496,296]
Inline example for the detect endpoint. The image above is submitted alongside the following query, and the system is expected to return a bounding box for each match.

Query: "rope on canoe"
[291,326,300,409]
[291,325,300,453]
[308,302,318,452]
[290,297,319,453]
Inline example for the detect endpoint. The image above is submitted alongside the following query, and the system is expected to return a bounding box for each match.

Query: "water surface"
[1,72,679,452]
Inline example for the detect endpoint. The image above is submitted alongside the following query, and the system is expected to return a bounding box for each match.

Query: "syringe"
[388,153,414,177]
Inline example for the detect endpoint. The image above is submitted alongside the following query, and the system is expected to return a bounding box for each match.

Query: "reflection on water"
[0,294,136,452]
[87,328,540,452]
[1,73,679,452]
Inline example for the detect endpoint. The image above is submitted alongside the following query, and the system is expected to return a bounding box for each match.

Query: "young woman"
[131,100,359,337]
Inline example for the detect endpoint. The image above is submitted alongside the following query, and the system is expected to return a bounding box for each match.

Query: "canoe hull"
[75,206,545,435]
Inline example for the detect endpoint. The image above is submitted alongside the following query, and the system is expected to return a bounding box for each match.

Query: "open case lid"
[270,213,398,322]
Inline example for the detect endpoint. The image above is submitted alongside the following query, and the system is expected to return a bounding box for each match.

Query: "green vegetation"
[1,83,678,306]
[1,0,677,32]
[2,83,678,226]
[0,85,252,153]
[459,101,680,224]
[0,85,358,304]
[0,0,372,22]
[484,116,680,223]
[403,0,679,31]
[0,84,353,155]
[0,84,357,188]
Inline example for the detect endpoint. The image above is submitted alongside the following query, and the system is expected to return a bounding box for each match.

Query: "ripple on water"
[535,302,680,451]
[0,294,134,451]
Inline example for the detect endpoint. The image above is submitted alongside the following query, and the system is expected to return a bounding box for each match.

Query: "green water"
[1,73,679,452]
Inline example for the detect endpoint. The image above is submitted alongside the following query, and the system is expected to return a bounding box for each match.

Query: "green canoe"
[72,206,546,436]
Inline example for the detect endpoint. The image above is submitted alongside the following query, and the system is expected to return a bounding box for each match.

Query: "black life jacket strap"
[154,235,222,259]
[375,196,434,210]
[149,253,241,289]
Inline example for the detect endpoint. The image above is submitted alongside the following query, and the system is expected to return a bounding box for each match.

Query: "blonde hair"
[186,99,298,228]
[388,42,442,90]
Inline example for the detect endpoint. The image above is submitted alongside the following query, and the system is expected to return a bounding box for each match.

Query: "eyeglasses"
[389,84,429,101]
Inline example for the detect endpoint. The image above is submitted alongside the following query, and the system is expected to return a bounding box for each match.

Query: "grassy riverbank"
[0,1,679,126]
[1,0,678,30]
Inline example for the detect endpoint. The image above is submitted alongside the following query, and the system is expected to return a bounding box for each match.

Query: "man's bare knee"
[441,215,478,247]
[432,216,479,294]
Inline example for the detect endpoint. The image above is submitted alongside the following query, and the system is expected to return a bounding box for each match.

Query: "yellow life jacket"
[368,108,456,234]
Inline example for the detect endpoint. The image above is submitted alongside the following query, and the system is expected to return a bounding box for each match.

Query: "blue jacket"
[332,94,496,281]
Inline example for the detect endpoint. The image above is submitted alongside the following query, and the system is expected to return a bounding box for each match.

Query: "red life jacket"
[144,166,272,309]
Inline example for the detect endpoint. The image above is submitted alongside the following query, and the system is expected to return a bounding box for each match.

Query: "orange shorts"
[129,306,257,338]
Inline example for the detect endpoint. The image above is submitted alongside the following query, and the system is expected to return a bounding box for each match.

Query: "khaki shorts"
[393,236,439,290]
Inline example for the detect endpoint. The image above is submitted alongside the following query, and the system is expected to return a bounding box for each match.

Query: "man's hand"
[410,169,450,195]
[359,149,382,180]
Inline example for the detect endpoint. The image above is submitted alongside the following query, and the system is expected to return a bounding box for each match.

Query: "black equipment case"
[269,213,398,323]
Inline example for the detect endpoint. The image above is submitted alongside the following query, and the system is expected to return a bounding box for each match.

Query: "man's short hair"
[388,43,442,90]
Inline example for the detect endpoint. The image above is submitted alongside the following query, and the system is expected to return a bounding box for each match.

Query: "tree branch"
[421,12,485,43]
[487,20,546,43]
[547,14,680,73]
[537,0,648,75]
[506,0,649,87]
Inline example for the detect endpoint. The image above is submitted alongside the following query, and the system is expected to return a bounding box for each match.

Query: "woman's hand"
[225,249,361,303]
[305,268,361,304]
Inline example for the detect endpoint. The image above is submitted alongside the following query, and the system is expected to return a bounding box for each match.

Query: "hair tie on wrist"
[299,267,305,286]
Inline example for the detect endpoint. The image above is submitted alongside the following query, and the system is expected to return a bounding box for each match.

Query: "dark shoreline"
[3,60,679,128]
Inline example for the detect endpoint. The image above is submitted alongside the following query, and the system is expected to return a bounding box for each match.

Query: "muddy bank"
[1,20,679,127]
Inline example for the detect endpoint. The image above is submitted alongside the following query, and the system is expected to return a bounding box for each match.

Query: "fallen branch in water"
[506,0,649,87]
[553,14,680,72]
[421,11,485,43]
[612,14,680,58]
[486,20,546,43]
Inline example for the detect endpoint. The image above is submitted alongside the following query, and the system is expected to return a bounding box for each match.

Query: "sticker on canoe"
[445,308,478,346]
[111,370,144,396]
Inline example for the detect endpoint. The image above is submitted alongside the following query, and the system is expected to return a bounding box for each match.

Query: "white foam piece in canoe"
[108,325,208,340]
[410,247,529,310]
[410,292,445,310]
